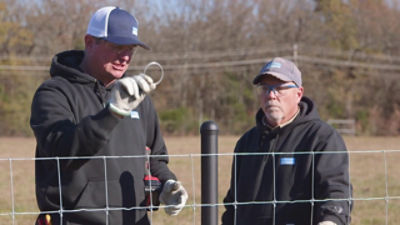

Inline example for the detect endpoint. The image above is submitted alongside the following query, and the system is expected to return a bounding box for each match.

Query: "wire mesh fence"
[0,145,399,225]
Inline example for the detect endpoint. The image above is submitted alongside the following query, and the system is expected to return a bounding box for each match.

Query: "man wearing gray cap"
[221,57,352,225]
[31,6,187,225]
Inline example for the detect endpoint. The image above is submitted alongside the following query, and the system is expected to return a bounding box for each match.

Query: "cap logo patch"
[269,62,281,69]
[132,27,138,36]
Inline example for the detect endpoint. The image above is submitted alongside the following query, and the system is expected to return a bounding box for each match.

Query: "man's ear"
[297,86,304,102]
[84,35,96,49]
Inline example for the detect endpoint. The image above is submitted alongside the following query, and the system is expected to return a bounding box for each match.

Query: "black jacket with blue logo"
[30,50,176,225]
[222,97,352,225]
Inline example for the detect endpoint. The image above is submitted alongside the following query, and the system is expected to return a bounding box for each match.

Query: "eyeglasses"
[256,83,298,97]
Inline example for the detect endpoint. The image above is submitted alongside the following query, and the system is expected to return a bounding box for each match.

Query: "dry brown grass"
[0,136,399,224]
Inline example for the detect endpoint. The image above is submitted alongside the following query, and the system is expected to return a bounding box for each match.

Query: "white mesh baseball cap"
[87,6,150,50]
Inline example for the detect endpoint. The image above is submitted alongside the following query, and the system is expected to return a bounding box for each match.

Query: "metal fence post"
[200,121,219,225]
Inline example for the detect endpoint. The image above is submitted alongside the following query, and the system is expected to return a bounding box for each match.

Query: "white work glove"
[159,179,188,216]
[109,74,156,117]
[318,221,337,225]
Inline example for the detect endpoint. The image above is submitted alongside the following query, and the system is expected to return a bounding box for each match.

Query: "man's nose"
[118,51,132,61]
[266,88,277,99]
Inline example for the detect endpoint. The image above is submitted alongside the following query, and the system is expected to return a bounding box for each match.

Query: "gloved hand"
[318,221,337,225]
[109,74,156,117]
[159,179,188,216]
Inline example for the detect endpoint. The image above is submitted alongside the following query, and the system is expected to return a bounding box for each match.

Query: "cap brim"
[253,72,292,84]
[106,36,151,50]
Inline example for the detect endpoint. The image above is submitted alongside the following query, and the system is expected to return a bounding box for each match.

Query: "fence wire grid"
[0,149,400,225]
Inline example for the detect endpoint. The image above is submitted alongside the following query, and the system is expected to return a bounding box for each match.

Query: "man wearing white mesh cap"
[31,6,187,225]
[221,57,352,225]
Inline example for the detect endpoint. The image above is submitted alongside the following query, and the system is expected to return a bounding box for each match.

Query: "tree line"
[0,0,400,136]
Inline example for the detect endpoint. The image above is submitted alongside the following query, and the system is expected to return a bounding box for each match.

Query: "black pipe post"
[200,121,219,225]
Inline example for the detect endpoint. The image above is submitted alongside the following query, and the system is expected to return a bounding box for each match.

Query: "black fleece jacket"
[222,97,352,225]
[30,50,176,225]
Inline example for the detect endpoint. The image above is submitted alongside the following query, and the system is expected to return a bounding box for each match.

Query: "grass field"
[0,136,399,224]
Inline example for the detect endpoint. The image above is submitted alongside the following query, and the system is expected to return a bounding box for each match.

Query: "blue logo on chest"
[280,157,295,165]
[130,111,140,119]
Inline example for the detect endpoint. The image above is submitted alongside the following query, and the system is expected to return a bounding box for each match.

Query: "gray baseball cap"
[253,57,302,87]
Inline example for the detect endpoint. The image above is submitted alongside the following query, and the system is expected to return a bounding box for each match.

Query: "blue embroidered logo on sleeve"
[280,157,295,165]
[130,110,140,119]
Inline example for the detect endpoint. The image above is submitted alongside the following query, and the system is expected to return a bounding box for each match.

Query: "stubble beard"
[263,103,284,126]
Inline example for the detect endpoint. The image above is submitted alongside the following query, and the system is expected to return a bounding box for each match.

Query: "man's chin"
[109,71,125,79]
[265,108,280,116]
[265,113,283,125]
